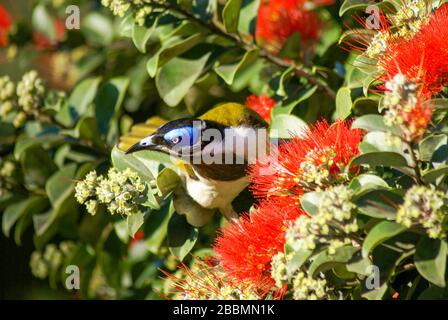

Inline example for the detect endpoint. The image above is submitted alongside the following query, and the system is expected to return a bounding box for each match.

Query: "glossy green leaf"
[270,114,308,139]
[167,213,199,261]
[308,246,358,277]
[127,212,145,238]
[146,34,205,77]
[237,0,260,35]
[355,189,401,219]
[349,174,389,193]
[214,49,258,85]
[156,167,181,197]
[422,165,448,183]
[415,238,447,287]
[300,191,324,216]
[2,197,48,237]
[222,0,242,33]
[56,77,102,126]
[95,77,130,137]
[350,151,408,168]
[334,86,352,119]
[419,134,447,162]
[352,114,389,132]
[156,52,211,106]
[362,221,406,257]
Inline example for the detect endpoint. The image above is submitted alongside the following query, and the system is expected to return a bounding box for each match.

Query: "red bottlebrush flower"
[162,260,275,300]
[249,119,363,206]
[245,95,276,123]
[33,19,66,49]
[256,0,334,53]
[129,229,145,247]
[213,201,304,289]
[0,5,11,47]
[377,4,448,98]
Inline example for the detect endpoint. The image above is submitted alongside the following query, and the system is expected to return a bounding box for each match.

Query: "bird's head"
[125,103,268,164]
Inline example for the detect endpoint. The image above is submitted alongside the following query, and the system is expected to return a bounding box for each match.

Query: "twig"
[148,1,336,99]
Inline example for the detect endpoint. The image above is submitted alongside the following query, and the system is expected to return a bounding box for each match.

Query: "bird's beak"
[125,135,159,154]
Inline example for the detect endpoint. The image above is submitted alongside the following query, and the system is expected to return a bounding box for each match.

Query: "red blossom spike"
[256,0,334,53]
[245,95,276,123]
[213,201,304,290]
[378,4,448,98]
[0,5,11,47]
[249,119,363,204]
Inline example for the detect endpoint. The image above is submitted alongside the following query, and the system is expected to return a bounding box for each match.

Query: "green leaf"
[21,146,57,189]
[95,77,129,137]
[351,114,389,132]
[418,286,448,300]
[127,212,145,238]
[359,131,404,154]
[269,114,308,139]
[222,0,242,33]
[82,12,113,46]
[214,49,258,85]
[362,221,406,257]
[285,245,312,276]
[145,202,174,254]
[167,213,199,261]
[32,5,56,41]
[156,52,211,106]
[237,0,260,35]
[111,147,155,183]
[415,238,447,287]
[308,246,359,277]
[156,168,181,197]
[350,151,408,168]
[2,197,48,237]
[422,165,448,183]
[56,77,102,126]
[334,86,352,119]
[354,189,401,219]
[419,134,447,162]
[349,174,389,193]
[301,192,324,216]
[146,34,206,77]
[132,20,157,53]
[46,163,77,208]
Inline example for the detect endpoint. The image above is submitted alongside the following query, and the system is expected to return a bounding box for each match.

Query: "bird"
[124,103,269,225]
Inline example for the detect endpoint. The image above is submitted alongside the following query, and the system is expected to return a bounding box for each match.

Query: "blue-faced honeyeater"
[124,103,269,225]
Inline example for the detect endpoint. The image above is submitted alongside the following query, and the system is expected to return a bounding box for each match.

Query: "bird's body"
[125,103,269,223]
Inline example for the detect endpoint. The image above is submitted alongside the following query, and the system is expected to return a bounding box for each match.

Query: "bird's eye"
[171,136,181,144]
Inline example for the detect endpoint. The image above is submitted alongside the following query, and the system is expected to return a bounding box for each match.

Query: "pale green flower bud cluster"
[392,0,429,37]
[135,6,153,26]
[365,31,391,59]
[102,0,150,17]
[383,74,430,141]
[271,252,288,288]
[397,185,446,239]
[30,241,75,280]
[75,168,146,216]
[298,147,349,191]
[292,271,329,300]
[17,71,45,112]
[0,76,15,118]
[101,0,131,17]
[286,186,358,255]
[0,71,47,127]
[0,160,16,197]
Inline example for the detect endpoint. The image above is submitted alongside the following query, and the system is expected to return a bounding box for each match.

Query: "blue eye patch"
[163,126,199,147]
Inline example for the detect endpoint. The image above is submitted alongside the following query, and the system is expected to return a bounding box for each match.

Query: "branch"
[149,1,336,99]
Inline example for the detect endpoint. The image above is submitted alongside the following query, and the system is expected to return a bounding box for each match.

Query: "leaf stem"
[406,142,424,185]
